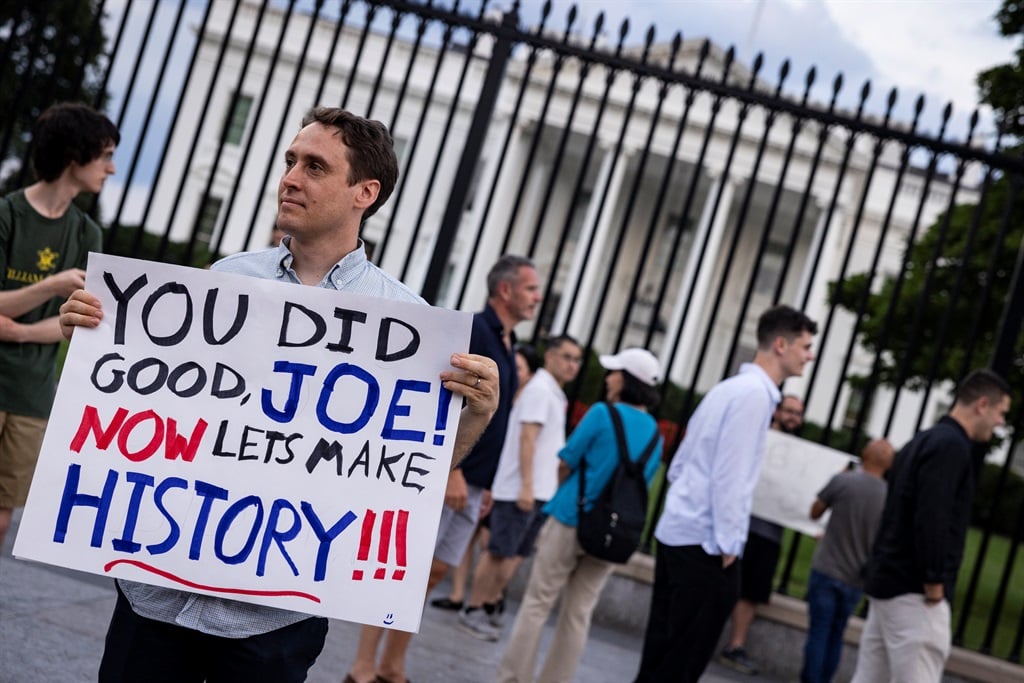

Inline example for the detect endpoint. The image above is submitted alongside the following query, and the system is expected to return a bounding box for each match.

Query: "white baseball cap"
[598,348,662,386]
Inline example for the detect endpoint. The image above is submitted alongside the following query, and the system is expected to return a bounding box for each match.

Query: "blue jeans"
[801,569,863,683]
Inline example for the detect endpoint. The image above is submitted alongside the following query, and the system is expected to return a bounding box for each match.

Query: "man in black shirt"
[850,369,1010,683]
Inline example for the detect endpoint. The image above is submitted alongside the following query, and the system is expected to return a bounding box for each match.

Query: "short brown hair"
[756,305,818,349]
[954,369,1010,407]
[31,102,119,182]
[300,107,397,218]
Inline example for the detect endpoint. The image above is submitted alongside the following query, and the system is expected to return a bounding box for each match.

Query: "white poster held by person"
[14,253,472,632]
[751,430,856,537]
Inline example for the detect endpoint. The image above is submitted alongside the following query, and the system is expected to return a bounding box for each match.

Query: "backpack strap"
[578,402,622,513]
[606,402,631,466]
[608,402,660,474]
[577,403,661,513]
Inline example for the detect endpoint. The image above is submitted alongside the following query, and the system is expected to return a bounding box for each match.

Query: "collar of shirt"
[738,361,782,406]
[275,237,373,290]
[479,302,514,348]
[529,367,568,405]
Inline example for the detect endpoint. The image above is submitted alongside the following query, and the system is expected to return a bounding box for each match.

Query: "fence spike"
[802,66,815,104]
[699,38,710,61]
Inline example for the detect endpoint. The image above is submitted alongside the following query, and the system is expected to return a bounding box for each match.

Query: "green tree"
[831,0,1024,397]
[977,1,1024,138]
[1,1,109,177]
[830,181,1024,394]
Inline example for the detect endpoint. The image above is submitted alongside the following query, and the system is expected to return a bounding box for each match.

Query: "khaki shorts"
[0,412,48,508]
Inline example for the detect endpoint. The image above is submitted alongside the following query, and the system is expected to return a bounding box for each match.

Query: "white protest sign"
[750,430,856,537]
[14,254,472,632]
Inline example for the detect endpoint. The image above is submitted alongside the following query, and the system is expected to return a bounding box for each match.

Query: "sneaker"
[483,602,503,628]
[718,647,758,675]
[457,607,500,642]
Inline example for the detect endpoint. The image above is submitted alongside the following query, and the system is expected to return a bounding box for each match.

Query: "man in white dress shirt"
[633,305,817,683]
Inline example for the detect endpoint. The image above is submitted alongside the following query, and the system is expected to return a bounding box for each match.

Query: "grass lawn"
[775,527,1024,660]
[953,528,1024,658]
[643,463,1023,663]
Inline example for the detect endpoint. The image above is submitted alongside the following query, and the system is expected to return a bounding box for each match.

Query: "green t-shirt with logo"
[0,190,102,417]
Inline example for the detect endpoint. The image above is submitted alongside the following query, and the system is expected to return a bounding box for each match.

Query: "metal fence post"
[991,176,1024,378]
[419,6,519,304]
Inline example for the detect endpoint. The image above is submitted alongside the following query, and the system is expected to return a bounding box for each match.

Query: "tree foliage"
[832,1,1024,396]
[978,1,1024,138]
[830,176,1024,393]
[0,1,109,172]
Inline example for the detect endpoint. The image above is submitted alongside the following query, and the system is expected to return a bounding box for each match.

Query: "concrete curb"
[508,551,1023,683]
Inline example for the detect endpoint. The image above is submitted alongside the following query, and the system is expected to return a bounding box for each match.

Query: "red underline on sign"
[103,559,322,603]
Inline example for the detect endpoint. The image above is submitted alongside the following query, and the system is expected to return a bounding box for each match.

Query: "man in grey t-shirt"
[800,438,894,683]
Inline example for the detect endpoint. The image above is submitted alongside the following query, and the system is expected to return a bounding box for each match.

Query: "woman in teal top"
[498,347,663,683]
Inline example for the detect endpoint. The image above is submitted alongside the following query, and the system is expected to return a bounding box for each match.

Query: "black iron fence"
[4,0,1024,663]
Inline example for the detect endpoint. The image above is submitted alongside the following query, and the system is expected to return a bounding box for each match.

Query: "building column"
[662,171,735,383]
[442,118,527,310]
[552,145,628,339]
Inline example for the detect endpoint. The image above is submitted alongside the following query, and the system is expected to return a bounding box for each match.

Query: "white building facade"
[140,0,987,452]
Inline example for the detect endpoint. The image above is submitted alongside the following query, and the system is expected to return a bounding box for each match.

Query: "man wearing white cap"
[498,347,663,683]
[634,304,818,683]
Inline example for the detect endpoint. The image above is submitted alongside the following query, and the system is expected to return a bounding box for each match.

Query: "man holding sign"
[59,108,498,683]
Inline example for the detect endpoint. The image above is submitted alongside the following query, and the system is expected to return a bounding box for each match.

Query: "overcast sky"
[99,0,1019,222]
[514,0,1017,140]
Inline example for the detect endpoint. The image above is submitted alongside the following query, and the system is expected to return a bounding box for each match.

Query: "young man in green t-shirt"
[0,102,119,556]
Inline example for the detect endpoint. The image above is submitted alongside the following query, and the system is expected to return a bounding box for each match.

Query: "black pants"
[99,585,328,683]
[634,543,740,683]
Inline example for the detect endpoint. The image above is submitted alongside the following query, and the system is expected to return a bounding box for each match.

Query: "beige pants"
[0,411,47,508]
[496,517,616,683]
[850,593,951,683]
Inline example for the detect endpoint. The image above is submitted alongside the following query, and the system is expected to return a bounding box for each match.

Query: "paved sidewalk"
[1,509,776,683]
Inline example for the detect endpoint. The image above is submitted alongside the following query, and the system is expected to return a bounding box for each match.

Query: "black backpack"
[576,403,661,563]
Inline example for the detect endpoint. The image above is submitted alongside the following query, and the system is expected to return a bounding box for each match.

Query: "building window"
[658,214,693,269]
[195,195,223,249]
[727,342,757,377]
[224,94,253,146]
[754,243,787,297]
[464,157,486,212]
[393,136,408,164]
[842,384,873,431]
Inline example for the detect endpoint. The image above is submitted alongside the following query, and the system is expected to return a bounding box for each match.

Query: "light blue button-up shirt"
[119,239,423,638]
[653,363,781,557]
